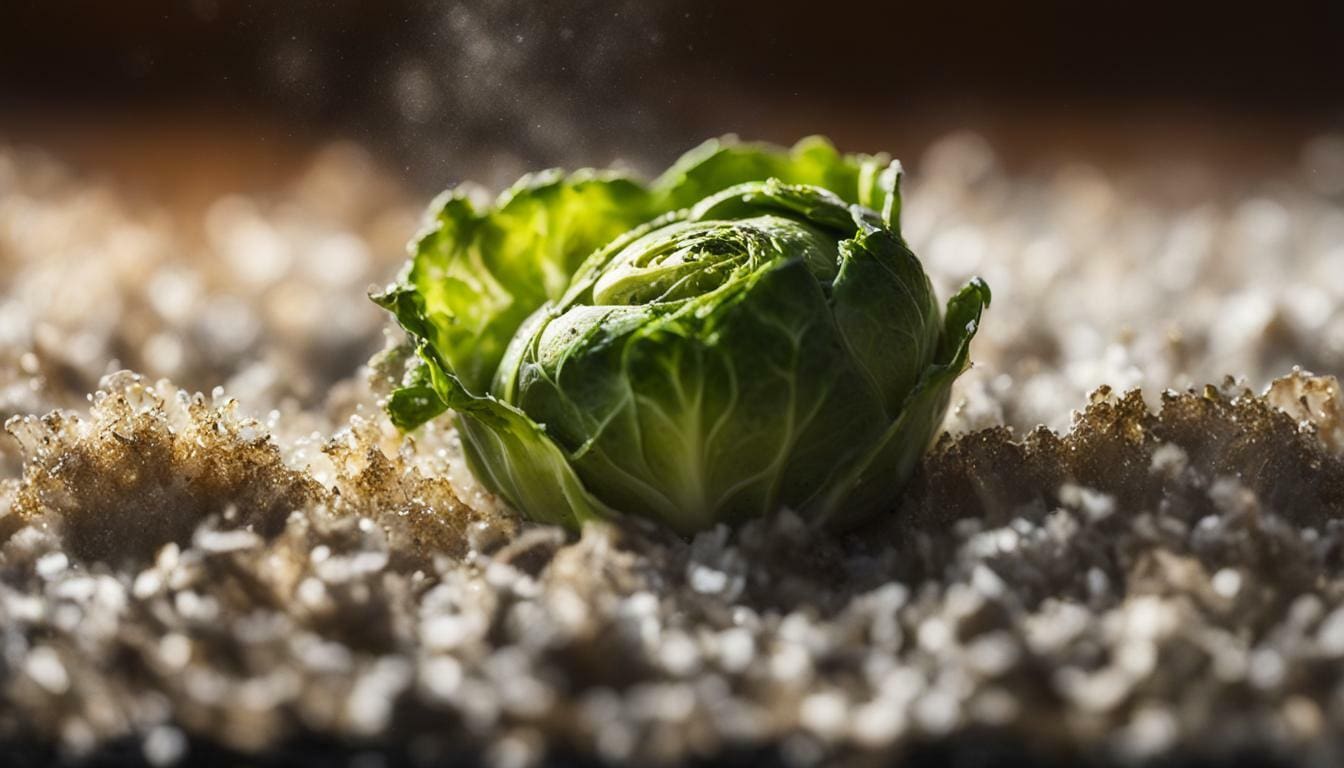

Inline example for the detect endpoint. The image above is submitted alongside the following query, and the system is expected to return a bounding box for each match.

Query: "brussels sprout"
[374,137,989,533]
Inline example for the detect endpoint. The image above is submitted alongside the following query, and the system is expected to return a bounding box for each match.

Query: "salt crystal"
[60,720,96,756]
[51,605,81,633]
[1318,608,1344,656]
[52,575,96,603]
[966,632,1020,677]
[34,551,68,579]
[484,561,520,590]
[850,699,907,746]
[1024,601,1090,652]
[1288,594,1324,627]
[93,574,127,615]
[1121,707,1178,757]
[629,683,695,722]
[1059,483,1116,522]
[1149,443,1189,476]
[799,691,848,739]
[917,617,952,653]
[193,527,261,553]
[1211,568,1242,599]
[1056,666,1131,712]
[159,633,192,670]
[769,642,812,684]
[346,658,412,736]
[5,592,45,622]
[687,563,729,595]
[145,270,200,324]
[308,233,370,287]
[173,591,218,622]
[547,587,588,632]
[970,688,1019,726]
[658,631,700,676]
[1211,641,1249,682]
[296,577,327,608]
[156,542,180,571]
[1125,596,1178,641]
[1086,567,1110,599]
[488,730,541,768]
[299,637,352,673]
[1248,648,1286,689]
[1282,695,1324,738]
[142,725,186,767]
[1116,639,1157,678]
[454,678,501,731]
[970,565,1005,598]
[316,551,390,583]
[132,570,163,599]
[144,333,183,374]
[622,591,659,617]
[595,720,635,761]
[731,606,760,631]
[779,612,820,648]
[24,646,69,695]
[419,656,463,701]
[716,628,754,673]
[422,614,484,651]
[913,689,960,735]
[875,666,927,705]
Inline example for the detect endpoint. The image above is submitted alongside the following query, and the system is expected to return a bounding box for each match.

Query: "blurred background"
[4,1,1342,188]
[6,4,1344,761]
[1,0,1344,437]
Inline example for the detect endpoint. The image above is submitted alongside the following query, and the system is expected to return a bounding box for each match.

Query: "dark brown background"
[2,1,1342,187]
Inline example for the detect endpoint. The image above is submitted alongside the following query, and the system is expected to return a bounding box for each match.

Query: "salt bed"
[3,133,1344,766]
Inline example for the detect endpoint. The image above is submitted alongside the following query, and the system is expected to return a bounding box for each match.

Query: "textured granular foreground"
[4,372,1344,767]
[5,133,1344,766]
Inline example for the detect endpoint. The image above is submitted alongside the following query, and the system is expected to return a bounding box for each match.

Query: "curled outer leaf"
[813,276,991,529]
[374,284,608,529]
[397,172,654,395]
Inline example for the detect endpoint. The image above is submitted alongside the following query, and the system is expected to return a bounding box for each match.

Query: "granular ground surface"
[3,133,1344,766]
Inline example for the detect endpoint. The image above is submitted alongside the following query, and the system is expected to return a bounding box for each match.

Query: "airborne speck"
[257,2,679,183]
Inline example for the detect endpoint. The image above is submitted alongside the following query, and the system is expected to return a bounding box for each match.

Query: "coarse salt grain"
[24,646,70,695]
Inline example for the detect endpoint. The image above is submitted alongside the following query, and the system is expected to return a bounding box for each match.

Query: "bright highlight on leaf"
[373,137,989,534]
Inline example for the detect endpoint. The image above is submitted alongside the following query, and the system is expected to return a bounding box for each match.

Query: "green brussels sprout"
[374,137,989,533]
